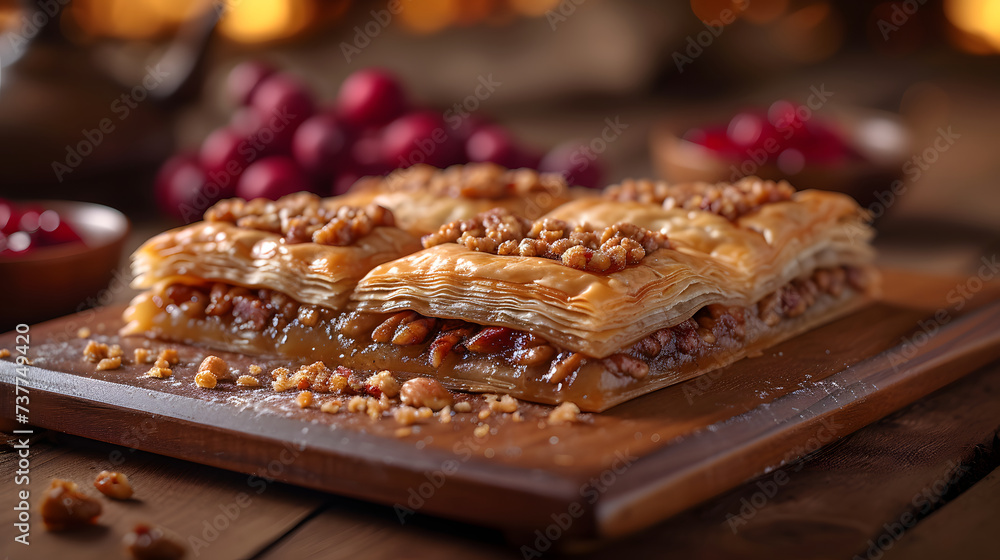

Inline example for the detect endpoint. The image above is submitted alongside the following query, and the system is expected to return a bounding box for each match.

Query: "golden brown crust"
[603,176,795,221]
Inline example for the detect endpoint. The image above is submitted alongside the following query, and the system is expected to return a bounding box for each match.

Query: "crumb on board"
[248,364,263,375]
[133,348,150,364]
[453,401,472,413]
[39,479,102,531]
[194,371,217,389]
[83,340,108,362]
[76,327,91,339]
[296,390,314,408]
[486,394,519,414]
[0,348,10,358]
[157,348,179,366]
[473,424,490,438]
[547,402,582,425]
[198,355,228,379]
[93,471,133,500]
[236,375,260,387]
[320,399,341,414]
[478,409,491,420]
[439,405,452,423]
[394,427,412,438]
[96,357,122,371]
[145,366,172,379]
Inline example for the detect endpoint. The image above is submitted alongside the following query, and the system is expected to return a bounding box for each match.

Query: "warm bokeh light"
[70,0,170,40]
[945,0,1000,53]
[218,0,314,44]
[397,0,460,34]
[509,0,561,17]
[741,0,788,24]
[774,2,843,62]
[689,0,747,25]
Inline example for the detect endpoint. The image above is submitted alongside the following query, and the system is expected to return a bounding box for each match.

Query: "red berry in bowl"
[236,156,310,201]
[227,60,276,106]
[36,209,83,246]
[336,68,407,129]
[727,113,763,147]
[251,73,315,131]
[0,199,20,235]
[155,152,219,222]
[292,113,352,181]
[1,230,33,255]
[381,111,462,169]
[539,141,604,189]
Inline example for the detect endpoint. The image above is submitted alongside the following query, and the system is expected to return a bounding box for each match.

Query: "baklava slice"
[334,162,578,235]
[122,193,423,356]
[346,177,877,411]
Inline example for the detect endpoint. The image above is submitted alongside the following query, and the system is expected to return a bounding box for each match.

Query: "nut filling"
[377,162,568,200]
[205,192,396,246]
[149,265,866,391]
[604,177,795,221]
[422,208,671,273]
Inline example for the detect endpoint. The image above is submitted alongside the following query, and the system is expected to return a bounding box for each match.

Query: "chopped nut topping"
[365,371,401,398]
[512,411,524,422]
[96,357,122,371]
[422,208,670,273]
[123,523,186,560]
[380,163,568,200]
[236,375,260,387]
[206,193,396,247]
[271,368,295,392]
[198,355,229,380]
[547,402,582,425]
[93,471,133,500]
[400,377,453,411]
[194,371,217,389]
[77,327,91,339]
[145,366,172,379]
[39,479,102,531]
[83,340,108,362]
[296,390,314,408]
[320,399,342,414]
[604,176,795,221]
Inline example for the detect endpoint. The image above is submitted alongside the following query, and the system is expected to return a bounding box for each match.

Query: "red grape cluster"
[156,64,603,222]
[0,199,83,257]
[683,100,856,176]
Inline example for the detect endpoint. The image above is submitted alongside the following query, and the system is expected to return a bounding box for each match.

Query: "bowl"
[651,105,912,211]
[0,201,129,330]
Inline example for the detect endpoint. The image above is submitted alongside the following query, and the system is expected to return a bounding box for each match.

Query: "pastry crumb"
[395,427,413,438]
[39,479,102,531]
[453,401,472,413]
[400,377,453,411]
[83,340,108,362]
[439,405,452,423]
[478,409,491,420]
[320,399,342,414]
[194,371,217,388]
[157,348,179,366]
[473,424,490,438]
[512,411,524,422]
[76,327,91,339]
[486,394,519,413]
[347,395,367,413]
[248,364,263,375]
[236,375,260,387]
[199,355,229,379]
[0,348,9,358]
[93,471,133,500]
[296,390,314,408]
[133,348,150,364]
[108,344,124,359]
[365,370,401,398]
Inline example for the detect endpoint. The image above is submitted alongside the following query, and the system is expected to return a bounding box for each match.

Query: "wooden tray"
[2,270,999,544]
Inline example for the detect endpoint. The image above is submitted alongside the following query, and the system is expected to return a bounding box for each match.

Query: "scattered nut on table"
[400,377,453,411]
[39,478,102,531]
[123,523,186,560]
[93,470,133,500]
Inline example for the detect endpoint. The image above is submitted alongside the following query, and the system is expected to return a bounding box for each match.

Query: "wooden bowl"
[0,201,129,330]
[651,106,912,211]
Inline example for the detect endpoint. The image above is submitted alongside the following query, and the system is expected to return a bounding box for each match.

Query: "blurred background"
[1,0,998,326]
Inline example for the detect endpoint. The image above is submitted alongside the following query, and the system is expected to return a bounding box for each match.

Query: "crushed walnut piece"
[198,355,229,380]
[604,176,795,221]
[248,364,263,376]
[453,401,472,413]
[93,471,133,500]
[485,394,519,414]
[347,395,367,413]
[439,405,452,423]
[77,327,91,339]
[364,371,401,398]
[39,479,102,531]
[547,402,582,425]
[380,163,568,200]
[133,348,151,364]
[123,523,186,560]
[422,208,670,273]
[83,340,108,362]
[473,424,490,438]
[108,344,124,359]
[400,377,453,411]
[145,366,172,379]
[157,349,179,366]
[206,192,396,246]
[0,348,9,358]
[320,399,342,414]
[96,357,122,371]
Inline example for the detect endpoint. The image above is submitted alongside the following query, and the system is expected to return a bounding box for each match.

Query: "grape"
[292,113,352,181]
[332,170,363,196]
[465,125,519,168]
[336,68,407,128]
[251,73,315,132]
[155,152,219,222]
[236,156,311,200]
[727,113,763,147]
[227,60,276,106]
[381,111,461,169]
[199,127,254,184]
[229,106,265,135]
[539,142,604,189]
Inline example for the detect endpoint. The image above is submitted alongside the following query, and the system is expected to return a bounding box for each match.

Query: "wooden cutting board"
[2,269,999,546]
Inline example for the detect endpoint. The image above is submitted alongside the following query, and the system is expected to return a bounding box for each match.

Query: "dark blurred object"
[652,104,911,210]
[0,200,129,331]
[0,0,216,210]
